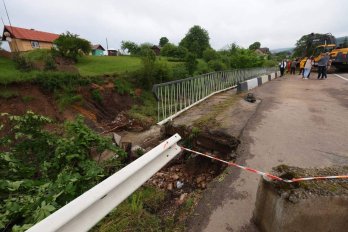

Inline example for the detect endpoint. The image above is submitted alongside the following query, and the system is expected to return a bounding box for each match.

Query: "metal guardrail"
[27,134,182,232]
[152,67,277,125]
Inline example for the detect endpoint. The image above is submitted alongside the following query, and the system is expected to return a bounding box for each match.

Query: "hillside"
[76,56,142,76]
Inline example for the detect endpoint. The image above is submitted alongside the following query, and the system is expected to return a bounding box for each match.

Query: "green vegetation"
[22,49,52,61]
[179,25,210,58]
[193,94,240,129]
[35,72,90,110]
[159,37,169,47]
[0,112,126,231]
[91,89,103,103]
[128,91,157,126]
[53,31,91,62]
[0,90,19,99]
[0,57,38,84]
[76,56,142,76]
[249,41,261,50]
[114,78,133,95]
[92,187,166,232]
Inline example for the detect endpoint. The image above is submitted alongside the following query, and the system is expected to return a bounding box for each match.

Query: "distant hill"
[270,47,294,54]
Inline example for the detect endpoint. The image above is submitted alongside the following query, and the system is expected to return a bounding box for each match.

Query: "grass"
[22,49,51,61]
[128,91,157,125]
[0,57,38,84]
[76,56,142,77]
[92,186,167,232]
[0,90,19,99]
[193,94,240,129]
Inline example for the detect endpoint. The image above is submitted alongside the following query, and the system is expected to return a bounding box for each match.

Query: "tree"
[203,48,219,62]
[185,52,198,75]
[53,32,91,62]
[159,37,169,47]
[179,25,210,58]
[160,43,188,59]
[293,33,333,57]
[249,42,261,50]
[121,41,140,55]
[342,37,348,48]
[139,47,156,88]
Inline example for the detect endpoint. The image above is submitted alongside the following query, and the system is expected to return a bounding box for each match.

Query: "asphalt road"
[187,73,348,232]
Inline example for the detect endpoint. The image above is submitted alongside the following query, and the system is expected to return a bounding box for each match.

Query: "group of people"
[278,52,331,80]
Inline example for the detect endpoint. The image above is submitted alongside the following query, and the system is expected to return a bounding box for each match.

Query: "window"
[31,41,40,48]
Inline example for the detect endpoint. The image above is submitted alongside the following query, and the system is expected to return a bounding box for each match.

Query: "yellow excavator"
[300,34,348,72]
[312,44,348,71]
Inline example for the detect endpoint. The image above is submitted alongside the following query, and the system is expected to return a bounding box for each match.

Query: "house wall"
[8,39,54,52]
[92,49,104,56]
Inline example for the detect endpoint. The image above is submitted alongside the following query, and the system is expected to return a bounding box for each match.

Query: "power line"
[2,0,19,52]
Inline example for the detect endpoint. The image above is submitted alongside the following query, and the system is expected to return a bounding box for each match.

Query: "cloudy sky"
[1,0,347,51]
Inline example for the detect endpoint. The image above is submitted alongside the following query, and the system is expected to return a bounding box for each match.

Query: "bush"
[53,31,91,62]
[44,55,57,71]
[171,64,189,80]
[195,59,212,75]
[0,112,126,231]
[185,53,198,76]
[0,90,19,99]
[23,49,52,61]
[36,72,89,92]
[152,61,172,83]
[208,59,227,71]
[13,54,33,72]
[91,89,103,103]
[114,78,132,95]
[160,43,188,59]
[203,48,219,62]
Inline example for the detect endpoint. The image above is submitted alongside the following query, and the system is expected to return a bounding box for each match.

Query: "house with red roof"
[1,25,59,52]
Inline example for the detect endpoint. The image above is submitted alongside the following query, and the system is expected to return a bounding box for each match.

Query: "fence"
[152,67,277,125]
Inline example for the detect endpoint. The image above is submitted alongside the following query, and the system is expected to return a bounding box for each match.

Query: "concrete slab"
[246,78,258,90]
[261,75,269,84]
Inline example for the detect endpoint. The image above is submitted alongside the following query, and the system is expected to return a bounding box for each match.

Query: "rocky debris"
[113,133,122,146]
[176,181,184,189]
[270,165,348,201]
[98,149,118,161]
[245,93,256,103]
[131,145,145,156]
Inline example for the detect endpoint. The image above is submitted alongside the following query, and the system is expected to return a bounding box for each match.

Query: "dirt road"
[187,74,348,232]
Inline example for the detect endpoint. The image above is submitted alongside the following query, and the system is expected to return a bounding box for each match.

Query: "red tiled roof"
[3,25,59,42]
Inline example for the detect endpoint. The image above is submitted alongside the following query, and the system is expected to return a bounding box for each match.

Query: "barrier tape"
[180,147,348,183]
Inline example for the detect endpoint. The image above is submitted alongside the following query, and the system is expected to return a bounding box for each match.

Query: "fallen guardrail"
[27,134,182,232]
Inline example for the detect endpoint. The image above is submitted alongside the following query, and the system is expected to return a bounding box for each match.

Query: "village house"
[1,25,59,52]
[91,44,105,56]
[151,45,161,56]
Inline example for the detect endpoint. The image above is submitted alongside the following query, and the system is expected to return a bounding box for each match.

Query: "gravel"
[270,165,348,200]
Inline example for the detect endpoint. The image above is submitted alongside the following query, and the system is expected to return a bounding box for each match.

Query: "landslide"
[0,79,149,133]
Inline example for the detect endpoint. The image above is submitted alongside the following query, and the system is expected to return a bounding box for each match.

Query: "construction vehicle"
[301,34,348,72]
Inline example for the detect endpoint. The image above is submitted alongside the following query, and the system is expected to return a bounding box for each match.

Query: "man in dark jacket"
[279,60,286,77]
[317,52,330,79]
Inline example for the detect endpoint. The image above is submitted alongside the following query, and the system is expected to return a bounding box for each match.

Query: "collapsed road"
[169,73,348,232]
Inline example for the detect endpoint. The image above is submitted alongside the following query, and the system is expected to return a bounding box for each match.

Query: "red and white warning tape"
[180,147,348,183]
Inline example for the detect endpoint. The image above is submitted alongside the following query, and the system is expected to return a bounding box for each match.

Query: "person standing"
[299,57,306,77]
[317,52,330,79]
[303,57,313,79]
[287,60,292,73]
[290,60,297,75]
[279,60,287,77]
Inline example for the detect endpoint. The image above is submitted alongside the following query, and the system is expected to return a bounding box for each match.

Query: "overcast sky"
[1,0,347,51]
